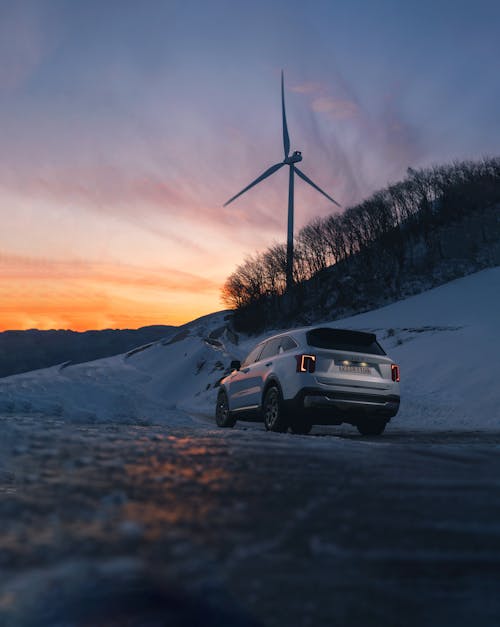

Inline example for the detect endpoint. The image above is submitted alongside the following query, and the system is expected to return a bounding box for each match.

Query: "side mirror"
[230,359,241,371]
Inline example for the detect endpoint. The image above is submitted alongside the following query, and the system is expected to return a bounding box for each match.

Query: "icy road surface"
[2,413,500,627]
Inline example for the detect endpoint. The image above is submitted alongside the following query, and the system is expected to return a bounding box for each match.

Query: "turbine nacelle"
[285,151,302,165]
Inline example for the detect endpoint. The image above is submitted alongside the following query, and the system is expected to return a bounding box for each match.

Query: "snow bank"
[340,266,500,430]
[0,268,498,431]
[0,311,234,424]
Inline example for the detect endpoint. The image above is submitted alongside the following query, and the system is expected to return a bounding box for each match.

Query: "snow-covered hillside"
[342,266,500,430]
[1,267,499,431]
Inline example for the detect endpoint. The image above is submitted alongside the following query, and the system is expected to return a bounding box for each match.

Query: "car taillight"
[296,354,316,373]
[391,364,400,382]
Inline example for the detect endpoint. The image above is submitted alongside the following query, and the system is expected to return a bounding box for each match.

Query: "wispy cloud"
[290,81,323,95]
[311,96,359,120]
[0,162,285,245]
[286,70,425,209]
[0,3,56,92]
[291,80,359,121]
[0,252,219,294]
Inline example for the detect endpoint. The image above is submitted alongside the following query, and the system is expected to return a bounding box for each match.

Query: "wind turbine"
[224,71,341,292]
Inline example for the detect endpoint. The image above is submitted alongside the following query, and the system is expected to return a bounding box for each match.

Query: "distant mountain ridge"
[0,326,176,378]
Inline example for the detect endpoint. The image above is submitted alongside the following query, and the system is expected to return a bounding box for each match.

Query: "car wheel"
[356,418,387,436]
[263,386,288,432]
[290,413,312,435]
[215,389,236,428]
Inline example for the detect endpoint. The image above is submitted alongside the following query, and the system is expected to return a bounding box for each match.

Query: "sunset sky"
[1,0,499,330]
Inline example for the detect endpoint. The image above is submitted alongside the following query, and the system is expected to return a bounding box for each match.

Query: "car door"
[246,338,283,405]
[227,343,265,411]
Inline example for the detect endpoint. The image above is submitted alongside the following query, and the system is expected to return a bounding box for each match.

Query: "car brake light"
[296,354,316,373]
[391,364,400,382]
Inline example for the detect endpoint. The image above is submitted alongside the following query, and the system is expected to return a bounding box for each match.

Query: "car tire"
[356,418,387,436]
[215,389,236,428]
[290,413,312,435]
[263,386,288,433]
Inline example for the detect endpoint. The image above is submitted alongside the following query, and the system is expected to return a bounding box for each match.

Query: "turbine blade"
[223,163,285,207]
[281,70,290,159]
[295,167,341,207]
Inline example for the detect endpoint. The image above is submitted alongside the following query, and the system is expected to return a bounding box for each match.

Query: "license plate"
[338,365,371,375]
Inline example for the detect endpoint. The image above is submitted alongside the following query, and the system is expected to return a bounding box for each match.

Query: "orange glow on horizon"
[0,295,220,331]
[0,254,225,331]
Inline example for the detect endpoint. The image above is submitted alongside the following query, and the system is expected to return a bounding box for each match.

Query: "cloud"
[0,166,191,212]
[311,96,359,120]
[290,79,360,121]
[0,4,56,92]
[0,161,286,247]
[285,71,426,213]
[0,252,219,294]
[290,81,323,94]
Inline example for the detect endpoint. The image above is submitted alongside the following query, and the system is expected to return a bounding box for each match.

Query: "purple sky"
[1,0,499,329]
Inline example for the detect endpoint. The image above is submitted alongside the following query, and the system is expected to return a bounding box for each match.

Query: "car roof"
[261,325,374,343]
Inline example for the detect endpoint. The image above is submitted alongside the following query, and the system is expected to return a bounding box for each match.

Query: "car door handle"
[265,362,272,367]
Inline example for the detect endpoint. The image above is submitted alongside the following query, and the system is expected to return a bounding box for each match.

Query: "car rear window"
[306,328,386,355]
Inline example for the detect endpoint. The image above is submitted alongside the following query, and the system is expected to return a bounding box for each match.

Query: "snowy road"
[2,413,500,626]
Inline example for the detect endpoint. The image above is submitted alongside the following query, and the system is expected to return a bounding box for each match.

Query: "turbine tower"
[224,71,341,292]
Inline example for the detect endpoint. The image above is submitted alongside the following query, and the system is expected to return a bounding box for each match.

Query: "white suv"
[215,327,400,436]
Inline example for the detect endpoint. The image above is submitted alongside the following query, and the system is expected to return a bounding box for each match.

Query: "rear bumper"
[285,387,400,424]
